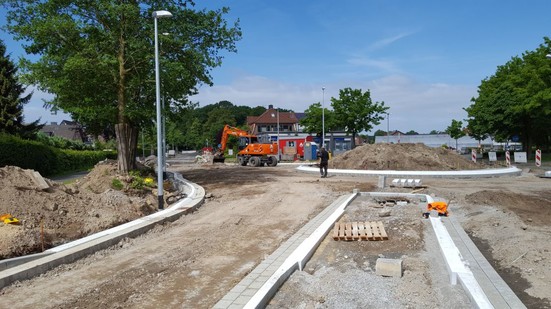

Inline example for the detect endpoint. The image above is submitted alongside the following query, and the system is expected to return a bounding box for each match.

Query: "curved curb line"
[296,165,522,178]
[0,172,205,289]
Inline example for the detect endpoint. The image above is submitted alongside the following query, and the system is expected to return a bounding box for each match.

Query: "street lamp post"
[277,108,280,160]
[322,87,325,148]
[160,32,169,180]
[153,10,172,210]
[386,112,390,143]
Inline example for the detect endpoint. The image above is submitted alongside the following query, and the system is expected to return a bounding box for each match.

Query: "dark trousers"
[320,162,328,177]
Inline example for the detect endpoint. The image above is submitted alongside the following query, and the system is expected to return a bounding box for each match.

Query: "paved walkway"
[442,217,526,308]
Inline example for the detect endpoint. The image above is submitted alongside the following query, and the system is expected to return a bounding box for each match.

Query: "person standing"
[319,146,329,178]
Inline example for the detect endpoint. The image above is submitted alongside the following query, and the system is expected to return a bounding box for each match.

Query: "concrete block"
[25,170,50,191]
[376,258,402,277]
[378,175,386,188]
[391,179,400,187]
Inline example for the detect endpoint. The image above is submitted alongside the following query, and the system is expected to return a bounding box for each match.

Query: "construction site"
[0,143,550,308]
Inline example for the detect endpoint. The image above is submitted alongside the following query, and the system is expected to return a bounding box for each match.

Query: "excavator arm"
[214,125,254,162]
[218,125,252,152]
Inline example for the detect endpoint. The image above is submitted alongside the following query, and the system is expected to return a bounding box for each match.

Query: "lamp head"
[153,10,173,18]
[546,54,551,59]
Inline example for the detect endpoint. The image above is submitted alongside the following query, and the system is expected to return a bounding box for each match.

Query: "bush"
[0,133,116,176]
[35,132,94,150]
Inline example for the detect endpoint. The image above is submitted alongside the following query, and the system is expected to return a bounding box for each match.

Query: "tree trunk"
[351,132,357,149]
[115,29,133,173]
[115,123,138,175]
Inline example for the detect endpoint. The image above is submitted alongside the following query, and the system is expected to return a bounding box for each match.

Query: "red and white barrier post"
[506,151,510,166]
[536,149,541,167]
[471,149,476,163]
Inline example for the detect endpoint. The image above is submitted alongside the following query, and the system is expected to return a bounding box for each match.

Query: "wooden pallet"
[332,221,388,241]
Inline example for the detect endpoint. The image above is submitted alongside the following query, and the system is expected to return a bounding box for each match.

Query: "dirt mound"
[330,143,480,170]
[465,189,551,226]
[0,161,157,259]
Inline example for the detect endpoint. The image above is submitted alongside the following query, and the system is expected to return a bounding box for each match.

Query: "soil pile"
[330,143,480,170]
[0,161,157,259]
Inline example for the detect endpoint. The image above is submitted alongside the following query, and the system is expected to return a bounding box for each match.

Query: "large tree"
[0,39,41,138]
[465,37,551,152]
[331,88,388,149]
[1,0,241,173]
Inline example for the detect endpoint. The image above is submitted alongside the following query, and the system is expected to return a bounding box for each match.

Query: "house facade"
[40,120,87,142]
[246,105,301,135]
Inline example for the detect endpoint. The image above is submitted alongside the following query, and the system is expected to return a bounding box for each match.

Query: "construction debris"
[391,178,422,188]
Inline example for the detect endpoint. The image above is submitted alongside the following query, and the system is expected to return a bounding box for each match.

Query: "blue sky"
[2,0,551,133]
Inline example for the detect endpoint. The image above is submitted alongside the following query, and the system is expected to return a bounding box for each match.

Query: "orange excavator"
[213,125,279,167]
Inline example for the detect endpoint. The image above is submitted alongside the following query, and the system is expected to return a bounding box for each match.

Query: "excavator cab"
[237,136,257,152]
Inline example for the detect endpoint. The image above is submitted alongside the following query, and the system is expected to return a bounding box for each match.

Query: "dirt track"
[0,162,550,308]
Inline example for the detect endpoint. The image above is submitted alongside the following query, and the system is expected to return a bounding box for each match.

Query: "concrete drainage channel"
[0,171,205,288]
[215,190,525,309]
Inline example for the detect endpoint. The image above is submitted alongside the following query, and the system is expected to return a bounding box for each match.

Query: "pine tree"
[0,39,41,137]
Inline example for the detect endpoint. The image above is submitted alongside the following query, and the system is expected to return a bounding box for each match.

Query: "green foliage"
[331,88,388,148]
[35,132,92,150]
[111,179,124,191]
[94,138,117,151]
[446,119,466,140]
[0,133,115,176]
[374,129,387,136]
[163,101,266,150]
[466,37,551,152]
[128,170,155,190]
[1,0,242,172]
[405,130,418,135]
[446,119,466,150]
[0,39,43,137]
[299,102,336,134]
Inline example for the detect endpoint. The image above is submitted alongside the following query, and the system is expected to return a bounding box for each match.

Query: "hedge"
[0,134,116,176]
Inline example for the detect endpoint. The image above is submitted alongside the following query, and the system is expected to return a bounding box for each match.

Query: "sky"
[2,0,551,134]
